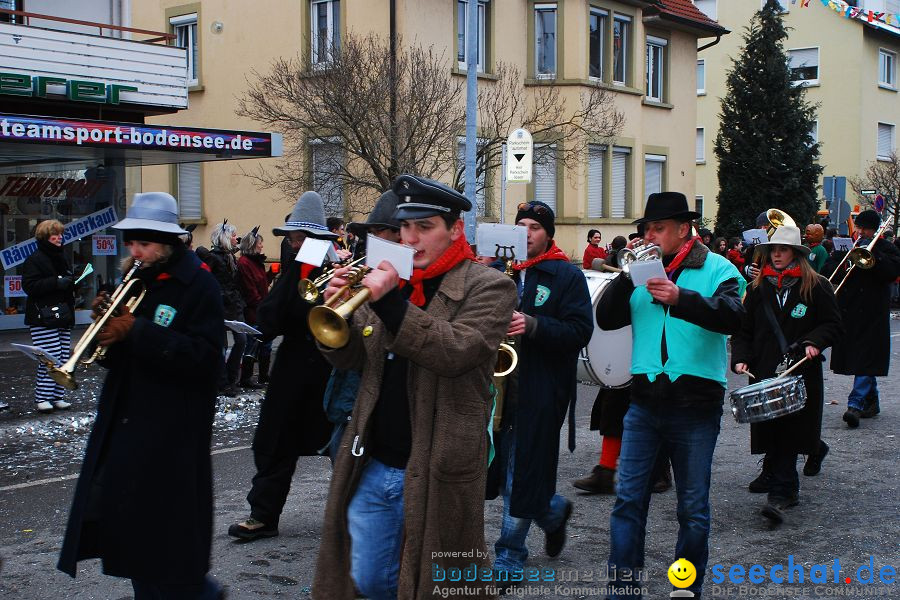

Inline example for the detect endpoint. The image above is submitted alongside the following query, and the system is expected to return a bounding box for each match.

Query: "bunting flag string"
[800,0,900,30]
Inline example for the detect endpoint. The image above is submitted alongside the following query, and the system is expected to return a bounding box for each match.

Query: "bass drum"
[577,270,632,388]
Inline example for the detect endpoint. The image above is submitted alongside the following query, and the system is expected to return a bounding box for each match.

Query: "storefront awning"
[0,113,282,174]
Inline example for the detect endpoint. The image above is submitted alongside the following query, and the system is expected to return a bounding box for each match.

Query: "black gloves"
[57,276,73,290]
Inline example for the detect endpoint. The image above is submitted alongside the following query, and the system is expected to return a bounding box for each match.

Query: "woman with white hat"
[58,192,225,598]
[731,224,842,525]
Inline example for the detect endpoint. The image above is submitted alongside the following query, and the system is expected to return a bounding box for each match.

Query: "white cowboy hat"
[756,225,812,260]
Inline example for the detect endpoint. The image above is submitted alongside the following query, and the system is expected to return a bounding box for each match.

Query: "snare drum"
[730,375,807,424]
[577,270,632,388]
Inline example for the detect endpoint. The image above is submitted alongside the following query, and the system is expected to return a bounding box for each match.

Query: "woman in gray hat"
[58,192,224,598]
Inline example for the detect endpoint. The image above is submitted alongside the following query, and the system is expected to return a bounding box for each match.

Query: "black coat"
[58,248,223,584]
[731,276,842,455]
[830,238,900,376]
[487,260,593,518]
[254,258,332,457]
[200,245,246,320]
[21,240,75,328]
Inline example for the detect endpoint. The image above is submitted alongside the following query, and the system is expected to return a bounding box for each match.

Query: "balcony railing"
[0,8,174,44]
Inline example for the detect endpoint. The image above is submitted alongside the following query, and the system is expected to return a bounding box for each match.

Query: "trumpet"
[298,255,366,303]
[833,217,893,295]
[47,261,147,390]
[616,240,662,279]
[307,265,372,348]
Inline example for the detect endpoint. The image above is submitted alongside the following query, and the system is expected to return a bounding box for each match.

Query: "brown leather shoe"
[573,465,616,494]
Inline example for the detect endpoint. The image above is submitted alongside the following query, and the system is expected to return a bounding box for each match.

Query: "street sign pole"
[500,143,507,224]
[463,0,478,240]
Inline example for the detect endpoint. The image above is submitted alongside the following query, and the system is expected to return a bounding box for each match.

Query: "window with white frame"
[611,147,630,218]
[457,1,487,72]
[457,138,487,216]
[697,59,706,94]
[310,139,345,216]
[534,144,557,212]
[693,0,717,20]
[311,0,340,66]
[809,120,818,145]
[646,36,667,101]
[534,4,557,78]
[589,8,607,80]
[764,0,789,12]
[696,128,705,162]
[877,122,895,160]
[644,155,666,199]
[176,163,202,220]
[587,144,606,218]
[170,13,199,87]
[613,15,630,85]
[788,48,819,85]
[879,49,896,88]
[695,195,704,217]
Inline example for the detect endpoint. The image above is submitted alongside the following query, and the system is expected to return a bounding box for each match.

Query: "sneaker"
[803,441,829,476]
[860,397,880,418]
[227,517,278,541]
[35,401,54,413]
[761,493,800,524]
[842,408,861,428]
[544,500,573,558]
[52,400,72,410]
[573,465,616,495]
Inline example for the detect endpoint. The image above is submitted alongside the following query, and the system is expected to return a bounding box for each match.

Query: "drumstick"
[776,356,809,379]
[743,369,755,379]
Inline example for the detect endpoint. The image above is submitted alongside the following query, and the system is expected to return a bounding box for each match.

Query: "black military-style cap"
[392,174,472,221]
[348,190,402,235]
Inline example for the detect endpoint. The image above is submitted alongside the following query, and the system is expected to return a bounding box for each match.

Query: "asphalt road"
[0,319,897,599]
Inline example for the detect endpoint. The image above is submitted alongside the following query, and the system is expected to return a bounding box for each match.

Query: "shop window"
[176,163,202,221]
[457,1,488,73]
[457,138,488,217]
[877,122,895,161]
[534,4,557,79]
[646,36,667,102]
[644,154,666,199]
[310,140,345,216]
[170,13,199,88]
[788,48,818,85]
[589,8,607,80]
[613,15,630,86]
[587,144,606,218]
[311,0,341,66]
[533,144,557,212]
[879,49,896,89]
[611,146,630,218]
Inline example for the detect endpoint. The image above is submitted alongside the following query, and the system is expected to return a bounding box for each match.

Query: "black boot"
[749,455,773,493]
[843,407,861,428]
[761,492,800,524]
[573,465,616,494]
[860,396,880,418]
[257,354,271,385]
[239,356,264,389]
[803,441,829,476]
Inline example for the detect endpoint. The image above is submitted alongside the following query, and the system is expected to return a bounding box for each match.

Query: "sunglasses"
[517,202,550,216]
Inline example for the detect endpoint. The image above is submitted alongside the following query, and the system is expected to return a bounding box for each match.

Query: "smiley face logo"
[668,558,696,589]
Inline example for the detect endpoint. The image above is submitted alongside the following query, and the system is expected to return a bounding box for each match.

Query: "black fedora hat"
[633,192,701,225]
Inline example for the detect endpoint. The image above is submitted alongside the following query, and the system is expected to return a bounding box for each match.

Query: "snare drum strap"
[761,296,789,356]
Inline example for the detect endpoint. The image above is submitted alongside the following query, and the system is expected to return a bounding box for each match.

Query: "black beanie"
[515,201,555,238]
[855,209,880,230]
[123,229,182,245]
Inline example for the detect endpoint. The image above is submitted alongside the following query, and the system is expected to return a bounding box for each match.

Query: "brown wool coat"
[312,260,516,600]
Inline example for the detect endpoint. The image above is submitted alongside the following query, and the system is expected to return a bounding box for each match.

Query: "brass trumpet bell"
[494,342,517,378]
[765,209,796,239]
[307,267,372,348]
[847,247,875,269]
[298,255,366,304]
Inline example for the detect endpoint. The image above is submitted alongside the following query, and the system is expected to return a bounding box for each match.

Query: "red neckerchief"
[761,264,802,289]
[300,263,316,280]
[664,236,700,275]
[156,261,211,281]
[808,241,821,248]
[513,241,569,271]
[401,235,475,307]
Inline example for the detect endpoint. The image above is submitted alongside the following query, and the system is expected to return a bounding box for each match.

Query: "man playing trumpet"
[312,175,515,600]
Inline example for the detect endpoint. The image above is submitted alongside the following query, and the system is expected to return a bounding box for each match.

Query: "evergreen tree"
[714,0,822,237]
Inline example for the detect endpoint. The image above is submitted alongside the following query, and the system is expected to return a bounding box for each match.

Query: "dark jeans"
[767,450,799,499]
[608,400,722,599]
[131,575,221,599]
[247,452,298,527]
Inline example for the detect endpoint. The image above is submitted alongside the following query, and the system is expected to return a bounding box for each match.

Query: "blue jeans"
[131,575,221,599]
[347,459,405,600]
[494,435,569,573]
[608,401,722,599]
[848,376,878,410]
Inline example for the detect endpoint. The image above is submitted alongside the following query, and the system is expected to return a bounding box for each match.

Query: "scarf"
[512,241,569,271]
[664,236,700,276]
[762,262,802,289]
[402,234,474,307]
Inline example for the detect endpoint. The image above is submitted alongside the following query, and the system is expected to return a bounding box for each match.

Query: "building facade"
[695,0,900,227]
[132,0,723,257]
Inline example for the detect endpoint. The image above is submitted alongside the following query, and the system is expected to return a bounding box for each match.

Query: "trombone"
[298,255,366,303]
[47,261,147,390]
[308,265,373,348]
[832,218,893,296]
